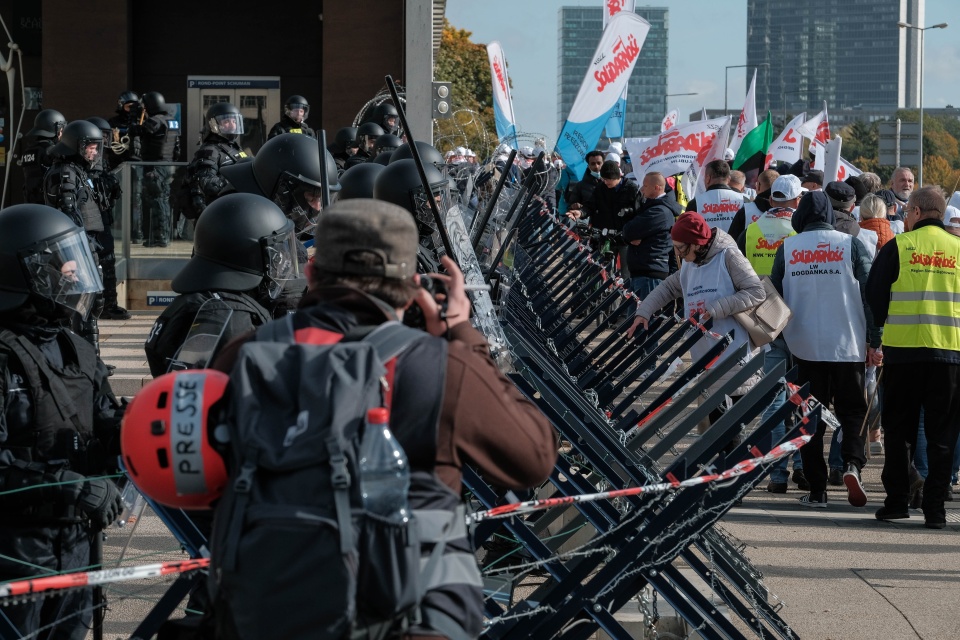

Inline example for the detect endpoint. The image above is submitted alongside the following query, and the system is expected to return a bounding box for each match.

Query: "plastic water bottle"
[358,407,410,524]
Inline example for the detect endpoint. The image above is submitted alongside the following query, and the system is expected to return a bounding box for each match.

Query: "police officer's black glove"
[192,196,206,217]
[60,470,123,529]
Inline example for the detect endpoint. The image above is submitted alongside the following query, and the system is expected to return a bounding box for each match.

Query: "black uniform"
[179,135,249,220]
[0,322,122,640]
[87,156,123,312]
[267,115,315,140]
[144,291,272,377]
[107,109,145,242]
[132,113,178,246]
[18,134,58,204]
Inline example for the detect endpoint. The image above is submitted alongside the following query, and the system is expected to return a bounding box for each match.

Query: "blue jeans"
[764,338,802,483]
[627,275,663,319]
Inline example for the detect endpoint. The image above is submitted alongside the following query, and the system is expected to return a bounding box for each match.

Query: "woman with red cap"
[628,212,766,430]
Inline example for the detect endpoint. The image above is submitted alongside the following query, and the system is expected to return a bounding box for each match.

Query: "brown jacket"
[211,285,556,494]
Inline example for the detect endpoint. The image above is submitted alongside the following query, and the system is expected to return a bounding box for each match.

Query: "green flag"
[732,111,773,173]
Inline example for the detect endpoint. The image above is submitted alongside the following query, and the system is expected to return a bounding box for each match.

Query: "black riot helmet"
[356,122,384,154]
[0,204,103,318]
[372,151,394,166]
[33,109,67,139]
[390,141,445,168]
[372,102,400,134]
[284,95,310,123]
[54,120,104,169]
[85,116,113,137]
[374,134,403,156]
[172,193,298,298]
[334,126,359,152]
[336,162,385,201]
[117,90,140,111]
[373,159,452,237]
[221,133,340,221]
[205,102,244,141]
[141,91,168,116]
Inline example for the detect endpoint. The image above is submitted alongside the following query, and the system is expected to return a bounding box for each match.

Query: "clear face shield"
[411,179,456,238]
[285,103,309,124]
[21,228,104,318]
[79,137,103,169]
[273,172,325,237]
[261,224,300,300]
[209,113,245,141]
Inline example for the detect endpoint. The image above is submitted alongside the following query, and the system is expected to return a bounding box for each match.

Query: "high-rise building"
[746,0,924,119]
[557,6,669,139]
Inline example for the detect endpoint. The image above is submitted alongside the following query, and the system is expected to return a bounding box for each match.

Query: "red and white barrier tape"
[469,434,813,523]
[0,558,209,599]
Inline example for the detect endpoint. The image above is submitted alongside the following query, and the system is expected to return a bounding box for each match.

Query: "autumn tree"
[433,20,498,158]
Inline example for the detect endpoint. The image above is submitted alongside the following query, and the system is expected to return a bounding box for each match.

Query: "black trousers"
[881,362,960,519]
[794,358,867,493]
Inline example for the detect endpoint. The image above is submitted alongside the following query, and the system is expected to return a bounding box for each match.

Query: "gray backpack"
[209,318,437,640]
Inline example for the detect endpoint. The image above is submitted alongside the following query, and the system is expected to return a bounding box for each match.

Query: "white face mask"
[590,170,601,178]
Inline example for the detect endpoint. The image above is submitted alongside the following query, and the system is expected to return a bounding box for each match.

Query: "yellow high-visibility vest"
[883,224,960,351]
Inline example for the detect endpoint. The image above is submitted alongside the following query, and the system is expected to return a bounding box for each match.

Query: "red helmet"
[121,371,229,509]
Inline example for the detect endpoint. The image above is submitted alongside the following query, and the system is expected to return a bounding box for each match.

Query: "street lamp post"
[897,20,948,186]
[725,63,769,117]
[781,89,811,127]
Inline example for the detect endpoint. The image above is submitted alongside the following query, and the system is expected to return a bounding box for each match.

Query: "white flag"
[797,102,831,147]
[729,69,758,157]
[661,109,679,132]
[764,113,806,169]
[811,140,862,182]
[682,116,732,199]
[625,116,729,178]
[486,42,519,147]
[603,0,636,27]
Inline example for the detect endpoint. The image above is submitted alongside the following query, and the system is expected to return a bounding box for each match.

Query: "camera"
[402,274,448,329]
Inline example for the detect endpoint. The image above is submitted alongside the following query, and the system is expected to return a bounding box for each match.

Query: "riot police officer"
[344,121,384,169]
[267,95,316,139]
[17,109,66,204]
[107,90,145,242]
[43,120,108,352]
[0,204,124,640]
[335,162,385,201]
[371,100,400,135]
[129,91,179,247]
[144,193,301,376]
[220,132,340,264]
[178,102,249,220]
[373,158,453,273]
[328,126,359,173]
[85,117,129,320]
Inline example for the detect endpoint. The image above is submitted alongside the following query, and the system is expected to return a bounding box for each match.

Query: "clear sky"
[445,0,960,146]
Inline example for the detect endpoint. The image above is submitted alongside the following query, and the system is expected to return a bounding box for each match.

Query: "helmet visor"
[285,103,310,122]
[412,179,455,236]
[210,113,245,138]
[21,228,103,317]
[79,137,103,168]
[261,225,300,299]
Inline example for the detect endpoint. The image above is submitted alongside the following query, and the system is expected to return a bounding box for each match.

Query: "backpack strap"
[362,322,428,410]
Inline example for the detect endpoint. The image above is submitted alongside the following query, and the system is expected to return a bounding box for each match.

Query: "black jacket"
[580,178,639,231]
[727,188,772,242]
[622,193,680,278]
[566,168,601,207]
[268,116,316,140]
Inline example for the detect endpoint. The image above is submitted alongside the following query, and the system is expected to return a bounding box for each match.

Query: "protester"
[209,199,556,638]
[629,212,765,440]
[685,160,745,234]
[770,190,879,508]
[800,170,823,192]
[890,166,915,208]
[824,181,863,238]
[565,150,604,211]
[739,174,806,493]
[859,172,883,194]
[867,186,959,529]
[622,172,679,302]
[876,189,905,233]
[728,168,779,241]
[859,194,895,253]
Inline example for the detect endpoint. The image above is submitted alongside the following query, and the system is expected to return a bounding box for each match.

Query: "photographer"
[210,199,556,640]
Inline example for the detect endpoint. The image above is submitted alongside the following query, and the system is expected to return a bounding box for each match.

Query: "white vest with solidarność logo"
[697,188,745,234]
[781,230,865,362]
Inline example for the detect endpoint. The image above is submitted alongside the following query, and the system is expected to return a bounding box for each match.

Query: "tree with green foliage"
[433,20,498,158]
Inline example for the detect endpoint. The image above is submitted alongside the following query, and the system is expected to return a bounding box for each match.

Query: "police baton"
[318,128,331,209]
[384,75,458,267]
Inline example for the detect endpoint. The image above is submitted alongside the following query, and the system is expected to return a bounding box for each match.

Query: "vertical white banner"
[764,112,806,169]
[602,0,637,28]
[602,0,636,138]
[661,109,679,132]
[486,41,519,147]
